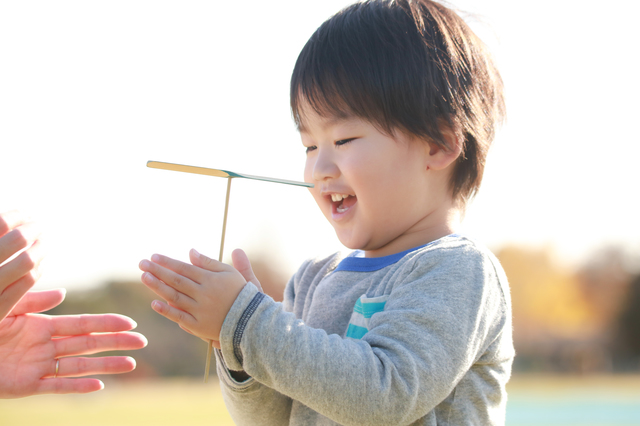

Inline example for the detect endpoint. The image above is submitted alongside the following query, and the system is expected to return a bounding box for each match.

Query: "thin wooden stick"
[219,177,233,263]
[146,161,310,384]
[204,176,233,383]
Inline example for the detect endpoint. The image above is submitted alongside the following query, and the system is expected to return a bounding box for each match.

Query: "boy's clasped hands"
[139,248,262,347]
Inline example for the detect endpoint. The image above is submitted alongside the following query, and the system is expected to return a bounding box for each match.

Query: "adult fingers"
[0,270,43,321]
[53,332,148,357]
[0,239,45,293]
[34,378,105,395]
[0,220,41,265]
[0,210,29,238]
[231,249,263,292]
[43,356,137,379]
[140,255,200,298]
[8,289,66,316]
[50,313,139,336]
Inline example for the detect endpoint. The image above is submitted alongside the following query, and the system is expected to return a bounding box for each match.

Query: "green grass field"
[0,379,235,426]
[2,375,640,426]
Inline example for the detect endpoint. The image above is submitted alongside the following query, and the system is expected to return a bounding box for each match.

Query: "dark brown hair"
[290,0,505,206]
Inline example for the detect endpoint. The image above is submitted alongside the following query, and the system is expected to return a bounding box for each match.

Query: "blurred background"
[1,0,639,425]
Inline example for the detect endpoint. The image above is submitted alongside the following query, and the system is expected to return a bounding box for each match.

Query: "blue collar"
[334,234,460,272]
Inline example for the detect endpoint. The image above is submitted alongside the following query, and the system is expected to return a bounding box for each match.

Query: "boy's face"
[300,108,455,258]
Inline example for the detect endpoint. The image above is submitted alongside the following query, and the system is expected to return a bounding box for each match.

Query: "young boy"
[139,0,513,424]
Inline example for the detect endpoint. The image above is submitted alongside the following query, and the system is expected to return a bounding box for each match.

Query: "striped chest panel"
[345,294,388,339]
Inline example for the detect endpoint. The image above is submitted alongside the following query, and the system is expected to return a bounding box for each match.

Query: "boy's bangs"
[291,81,357,132]
[290,0,454,141]
[290,3,400,134]
[291,55,389,134]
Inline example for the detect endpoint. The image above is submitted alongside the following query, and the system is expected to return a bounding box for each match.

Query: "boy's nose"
[311,150,340,181]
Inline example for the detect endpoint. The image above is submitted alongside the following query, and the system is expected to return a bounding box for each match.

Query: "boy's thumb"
[231,249,263,293]
[189,249,225,272]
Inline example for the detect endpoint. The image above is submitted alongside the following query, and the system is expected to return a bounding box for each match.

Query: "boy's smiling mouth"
[330,193,357,214]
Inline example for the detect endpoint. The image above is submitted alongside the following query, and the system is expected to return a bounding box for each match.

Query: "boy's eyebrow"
[298,115,355,134]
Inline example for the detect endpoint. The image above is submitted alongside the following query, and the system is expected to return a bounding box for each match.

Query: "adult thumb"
[231,249,263,293]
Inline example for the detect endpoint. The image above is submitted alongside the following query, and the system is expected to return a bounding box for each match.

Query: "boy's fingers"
[151,299,197,330]
[140,270,196,309]
[189,249,227,272]
[231,249,263,292]
[140,256,200,296]
[179,324,195,334]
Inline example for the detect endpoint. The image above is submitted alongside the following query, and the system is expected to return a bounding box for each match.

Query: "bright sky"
[1,1,638,290]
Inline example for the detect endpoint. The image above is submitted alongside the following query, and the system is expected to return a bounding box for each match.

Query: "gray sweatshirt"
[216,235,514,425]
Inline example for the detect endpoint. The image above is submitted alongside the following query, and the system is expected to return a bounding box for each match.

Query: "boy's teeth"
[331,194,349,202]
[332,193,353,213]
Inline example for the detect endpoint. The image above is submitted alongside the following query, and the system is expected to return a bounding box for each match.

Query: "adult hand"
[0,211,44,321]
[0,289,148,399]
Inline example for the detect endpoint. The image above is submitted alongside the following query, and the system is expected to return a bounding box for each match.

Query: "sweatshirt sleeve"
[218,247,510,426]
[214,258,322,425]
[214,282,293,426]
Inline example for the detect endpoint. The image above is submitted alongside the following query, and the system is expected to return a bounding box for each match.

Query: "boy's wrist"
[218,281,264,371]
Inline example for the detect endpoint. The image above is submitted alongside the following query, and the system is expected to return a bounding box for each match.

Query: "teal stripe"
[346,323,369,339]
[353,299,386,318]
[348,295,388,340]
[361,301,386,318]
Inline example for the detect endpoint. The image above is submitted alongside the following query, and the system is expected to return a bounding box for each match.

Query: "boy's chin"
[334,234,358,250]
[334,233,370,252]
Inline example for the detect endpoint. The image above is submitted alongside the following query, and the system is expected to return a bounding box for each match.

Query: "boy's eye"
[305,145,317,154]
[335,138,355,146]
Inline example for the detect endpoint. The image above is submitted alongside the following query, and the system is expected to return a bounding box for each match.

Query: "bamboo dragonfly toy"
[147,160,313,382]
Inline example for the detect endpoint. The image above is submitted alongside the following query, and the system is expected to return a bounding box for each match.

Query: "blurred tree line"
[48,245,640,377]
[498,245,640,373]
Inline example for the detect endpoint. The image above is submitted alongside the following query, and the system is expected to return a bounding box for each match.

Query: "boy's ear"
[424,126,463,171]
